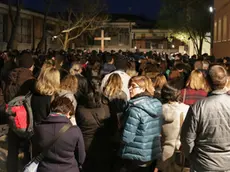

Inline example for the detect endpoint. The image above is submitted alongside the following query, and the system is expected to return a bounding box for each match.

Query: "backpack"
[6,93,34,138]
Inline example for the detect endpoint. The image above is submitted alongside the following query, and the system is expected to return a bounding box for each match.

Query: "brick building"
[213,0,230,57]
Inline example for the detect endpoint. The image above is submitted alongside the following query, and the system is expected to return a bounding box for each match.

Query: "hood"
[8,68,33,85]
[41,115,71,124]
[129,95,162,118]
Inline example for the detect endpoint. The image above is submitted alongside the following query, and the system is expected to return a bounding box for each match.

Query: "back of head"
[208,65,228,90]
[36,66,60,95]
[18,51,34,69]
[50,96,74,116]
[161,82,181,103]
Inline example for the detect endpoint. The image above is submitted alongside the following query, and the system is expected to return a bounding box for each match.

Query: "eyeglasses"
[129,84,140,90]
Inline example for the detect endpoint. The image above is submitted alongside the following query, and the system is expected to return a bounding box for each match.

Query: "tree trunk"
[198,37,204,56]
[7,2,21,50]
[63,32,69,51]
[37,0,52,51]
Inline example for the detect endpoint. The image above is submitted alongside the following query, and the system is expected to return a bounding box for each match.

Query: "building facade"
[213,0,230,57]
[0,3,61,51]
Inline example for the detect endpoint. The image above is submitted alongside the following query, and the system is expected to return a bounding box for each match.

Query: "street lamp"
[209,6,214,13]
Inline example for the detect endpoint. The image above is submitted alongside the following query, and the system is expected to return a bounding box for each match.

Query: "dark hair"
[161,82,181,103]
[50,96,74,116]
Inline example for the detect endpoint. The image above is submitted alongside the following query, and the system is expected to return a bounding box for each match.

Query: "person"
[31,65,60,124]
[76,89,112,172]
[100,55,116,77]
[70,62,88,105]
[58,74,78,125]
[33,96,85,172]
[181,65,230,171]
[152,74,167,101]
[181,70,210,106]
[157,83,189,172]
[101,57,131,100]
[6,51,35,172]
[103,73,127,101]
[119,76,162,172]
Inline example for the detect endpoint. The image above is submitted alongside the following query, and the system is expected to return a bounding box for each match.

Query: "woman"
[31,65,60,124]
[181,70,210,106]
[152,74,167,101]
[58,74,78,125]
[33,96,85,172]
[157,83,189,172]
[76,89,112,172]
[103,73,127,101]
[70,62,88,105]
[120,76,162,172]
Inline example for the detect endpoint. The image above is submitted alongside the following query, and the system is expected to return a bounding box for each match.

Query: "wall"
[213,0,230,57]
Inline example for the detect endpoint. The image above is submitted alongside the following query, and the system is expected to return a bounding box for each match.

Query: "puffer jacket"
[121,94,162,162]
[181,88,230,171]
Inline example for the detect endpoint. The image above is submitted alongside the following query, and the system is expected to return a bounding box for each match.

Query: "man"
[100,55,116,77]
[181,65,230,172]
[5,51,35,172]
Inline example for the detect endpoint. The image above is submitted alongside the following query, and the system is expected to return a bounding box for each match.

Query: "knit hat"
[18,52,34,68]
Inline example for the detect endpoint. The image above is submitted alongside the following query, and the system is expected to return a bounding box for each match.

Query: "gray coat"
[181,88,230,171]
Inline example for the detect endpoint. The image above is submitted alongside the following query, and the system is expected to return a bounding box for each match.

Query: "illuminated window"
[214,21,217,42]
[218,19,222,42]
[223,15,228,41]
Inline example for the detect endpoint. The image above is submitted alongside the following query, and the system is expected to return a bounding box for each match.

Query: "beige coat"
[157,102,189,172]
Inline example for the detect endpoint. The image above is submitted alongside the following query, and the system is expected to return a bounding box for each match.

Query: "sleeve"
[180,107,198,157]
[75,127,86,166]
[122,108,140,144]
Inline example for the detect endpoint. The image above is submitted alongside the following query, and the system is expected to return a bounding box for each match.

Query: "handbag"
[23,123,72,172]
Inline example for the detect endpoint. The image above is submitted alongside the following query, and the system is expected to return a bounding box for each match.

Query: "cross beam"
[94,29,111,52]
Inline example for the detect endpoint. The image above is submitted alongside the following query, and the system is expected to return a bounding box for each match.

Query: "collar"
[211,87,230,95]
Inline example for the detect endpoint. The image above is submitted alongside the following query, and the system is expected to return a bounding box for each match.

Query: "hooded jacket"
[33,115,85,172]
[121,94,162,162]
[4,67,34,102]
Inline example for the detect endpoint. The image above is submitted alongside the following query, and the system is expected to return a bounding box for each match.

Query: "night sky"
[24,0,161,19]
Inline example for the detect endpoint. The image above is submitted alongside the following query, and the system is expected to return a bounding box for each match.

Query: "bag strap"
[182,89,187,103]
[35,123,72,162]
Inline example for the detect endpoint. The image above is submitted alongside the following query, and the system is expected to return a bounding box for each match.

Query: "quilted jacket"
[181,88,230,171]
[121,94,162,162]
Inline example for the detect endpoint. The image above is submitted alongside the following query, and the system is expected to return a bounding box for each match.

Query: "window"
[17,18,32,43]
[223,15,228,41]
[218,19,222,42]
[214,21,217,42]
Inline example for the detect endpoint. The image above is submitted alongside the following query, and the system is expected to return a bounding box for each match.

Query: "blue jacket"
[121,95,162,162]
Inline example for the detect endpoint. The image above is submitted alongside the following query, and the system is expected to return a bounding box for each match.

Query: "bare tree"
[55,0,108,50]
[36,0,53,51]
[7,0,23,50]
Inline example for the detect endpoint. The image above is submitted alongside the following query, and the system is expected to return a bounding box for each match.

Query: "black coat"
[33,115,85,172]
[31,92,52,124]
[76,104,113,172]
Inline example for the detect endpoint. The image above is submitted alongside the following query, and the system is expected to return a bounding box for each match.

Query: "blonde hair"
[129,76,154,96]
[36,66,60,95]
[153,74,167,89]
[70,62,82,75]
[103,73,123,98]
[186,70,210,92]
[60,75,78,93]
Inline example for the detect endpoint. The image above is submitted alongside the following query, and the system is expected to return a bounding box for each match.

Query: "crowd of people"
[1,48,230,172]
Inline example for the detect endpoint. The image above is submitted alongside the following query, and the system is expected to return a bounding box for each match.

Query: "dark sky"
[107,0,161,19]
[23,0,161,19]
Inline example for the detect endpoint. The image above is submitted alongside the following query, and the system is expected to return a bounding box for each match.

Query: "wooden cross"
[94,29,111,52]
